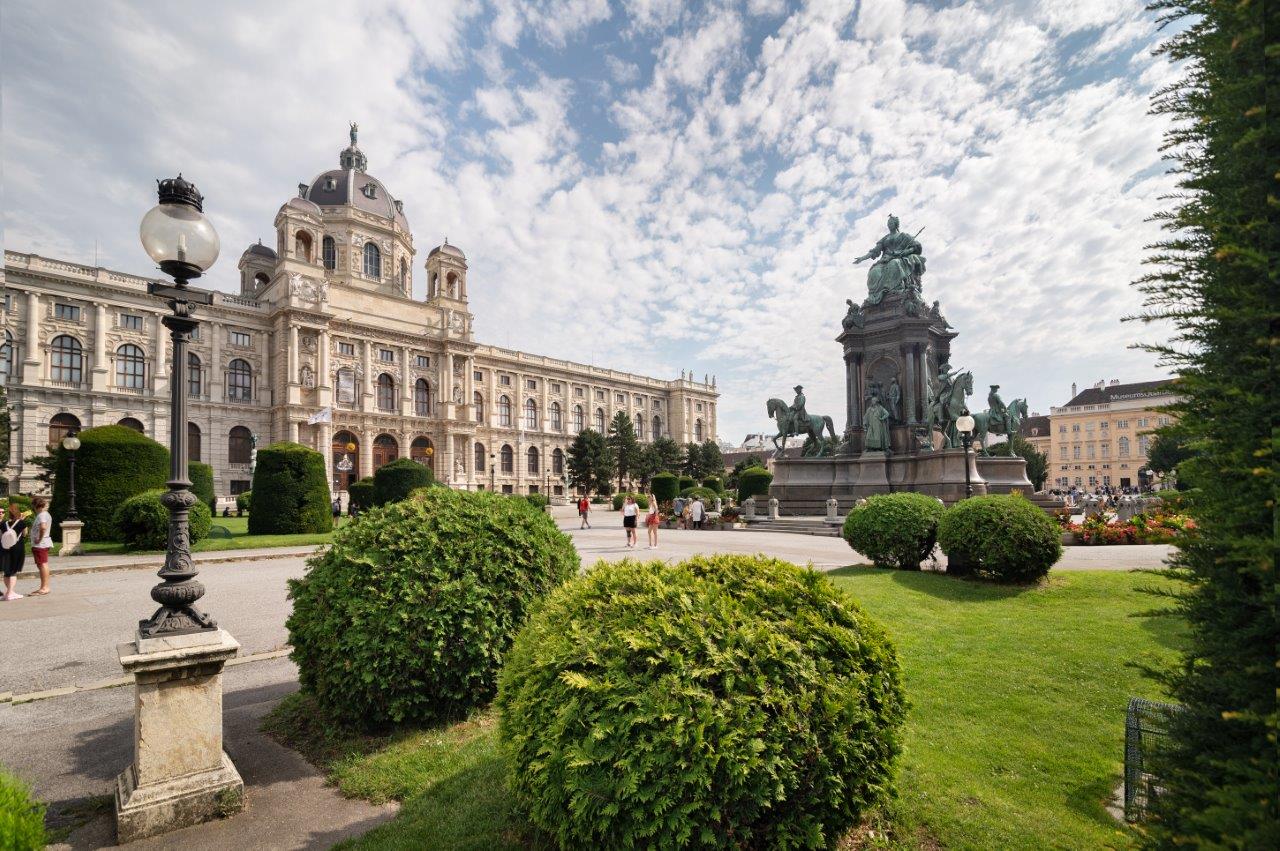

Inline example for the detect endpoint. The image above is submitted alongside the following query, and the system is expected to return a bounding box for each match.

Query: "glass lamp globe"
[139,175,220,280]
[62,434,81,452]
[956,414,976,434]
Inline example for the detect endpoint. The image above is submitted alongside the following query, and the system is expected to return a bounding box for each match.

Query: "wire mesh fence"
[1124,697,1183,822]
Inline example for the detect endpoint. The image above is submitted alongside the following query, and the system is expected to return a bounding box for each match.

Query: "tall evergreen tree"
[606,411,641,493]
[699,440,724,481]
[567,429,614,497]
[1135,1,1275,845]
[649,436,684,473]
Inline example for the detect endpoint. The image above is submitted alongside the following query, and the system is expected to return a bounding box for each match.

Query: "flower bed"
[1067,511,1195,545]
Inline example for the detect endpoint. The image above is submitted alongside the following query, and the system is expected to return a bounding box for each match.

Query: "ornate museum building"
[0,131,719,499]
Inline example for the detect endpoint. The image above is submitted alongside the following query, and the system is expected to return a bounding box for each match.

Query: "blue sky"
[2,0,1178,442]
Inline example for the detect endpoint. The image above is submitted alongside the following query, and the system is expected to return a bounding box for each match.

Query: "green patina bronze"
[973,397,1028,455]
[854,215,926,305]
[925,366,973,448]
[767,392,837,458]
[862,395,891,452]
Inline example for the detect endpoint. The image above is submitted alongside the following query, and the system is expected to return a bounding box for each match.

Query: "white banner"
[307,407,333,425]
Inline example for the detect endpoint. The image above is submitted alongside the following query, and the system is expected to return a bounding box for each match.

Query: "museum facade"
[0,132,718,499]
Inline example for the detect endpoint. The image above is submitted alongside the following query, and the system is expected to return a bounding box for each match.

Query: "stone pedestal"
[58,520,84,555]
[115,630,244,845]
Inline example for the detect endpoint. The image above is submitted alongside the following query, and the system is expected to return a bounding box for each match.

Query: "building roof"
[428,240,465,261]
[242,240,277,260]
[1063,378,1176,407]
[1019,415,1050,438]
[300,129,409,230]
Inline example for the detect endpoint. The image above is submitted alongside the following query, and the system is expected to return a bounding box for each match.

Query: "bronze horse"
[767,398,837,458]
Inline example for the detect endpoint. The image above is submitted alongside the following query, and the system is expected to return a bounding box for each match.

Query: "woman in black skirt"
[2,501,29,601]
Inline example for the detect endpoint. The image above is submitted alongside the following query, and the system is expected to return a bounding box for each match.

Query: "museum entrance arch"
[332,430,359,492]
[373,433,399,471]
[410,436,435,473]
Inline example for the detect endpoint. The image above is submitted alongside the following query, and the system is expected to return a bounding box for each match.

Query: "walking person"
[2,501,30,601]
[672,495,685,530]
[622,495,639,548]
[690,495,706,530]
[645,493,660,549]
[28,497,52,596]
[577,495,592,529]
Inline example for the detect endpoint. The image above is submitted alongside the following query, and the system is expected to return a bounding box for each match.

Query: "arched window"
[0,330,13,384]
[227,358,253,402]
[188,422,202,462]
[377,373,396,411]
[694,419,704,442]
[322,236,336,270]
[474,391,484,423]
[50,335,83,383]
[399,258,409,290]
[652,415,662,439]
[117,417,144,433]
[500,444,514,474]
[228,426,253,464]
[498,395,512,427]
[373,433,398,469]
[524,398,538,430]
[550,402,562,431]
[295,230,312,262]
[254,272,270,290]
[363,241,381,279]
[1118,436,1130,457]
[573,405,584,433]
[410,436,434,470]
[446,271,458,298]
[414,379,431,416]
[188,352,202,397]
[634,412,644,440]
[552,448,564,475]
[332,430,360,490]
[594,408,605,432]
[48,413,80,448]
[527,446,540,475]
[474,442,486,472]
[115,344,146,389]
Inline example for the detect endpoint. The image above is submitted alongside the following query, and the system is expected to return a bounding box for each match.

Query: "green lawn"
[266,568,1183,850]
[55,514,344,556]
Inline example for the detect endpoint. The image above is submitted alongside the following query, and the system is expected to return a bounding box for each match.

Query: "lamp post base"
[114,629,244,844]
[58,520,84,556]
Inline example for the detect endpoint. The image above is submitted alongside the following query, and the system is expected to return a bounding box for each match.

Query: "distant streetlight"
[61,430,81,520]
[956,411,976,499]
[490,451,496,492]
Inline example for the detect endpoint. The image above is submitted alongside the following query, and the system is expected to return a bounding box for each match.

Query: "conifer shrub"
[50,424,168,541]
[678,475,696,492]
[0,768,46,851]
[248,442,331,535]
[372,458,434,506]
[188,462,215,513]
[701,476,724,493]
[678,486,718,503]
[498,555,906,849]
[287,488,579,729]
[650,472,679,502]
[347,478,374,511]
[841,492,943,570]
[737,465,773,503]
[610,492,650,511]
[114,489,212,552]
[235,490,252,513]
[937,494,1061,583]
[522,493,550,509]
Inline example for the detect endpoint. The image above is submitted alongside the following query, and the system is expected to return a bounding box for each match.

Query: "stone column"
[209,322,223,402]
[359,426,373,480]
[904,345,917,423]
[320,421,334,494]
[853,355,864,429]
[92,303,109,391]
[317,328,331,408]
[23,291,40,369]
[288,325,299,386]
[844,353,856,433]
[288,420,299,442]
[361,341,373,408]
[400,345,412,416]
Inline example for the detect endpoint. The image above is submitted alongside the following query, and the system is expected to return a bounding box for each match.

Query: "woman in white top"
[29,496,53,596]
[622,495,639,549]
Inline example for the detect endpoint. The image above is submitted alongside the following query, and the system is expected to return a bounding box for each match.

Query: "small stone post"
[714,496,723,513]
[825,497,839,521]
[743,497,756,521]
[58,519,84,556]
[768,497,780,520]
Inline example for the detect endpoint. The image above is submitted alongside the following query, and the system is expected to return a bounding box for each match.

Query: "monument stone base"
[114,629,244,844]
[58,519,84,555]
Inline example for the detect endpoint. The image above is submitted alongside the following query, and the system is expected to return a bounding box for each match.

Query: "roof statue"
[350,121,358,146]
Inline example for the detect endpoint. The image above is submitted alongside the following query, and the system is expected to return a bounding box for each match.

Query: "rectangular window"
[575,387,584,398]
[416,355,431,368]
[54,303,81,321]
[1087,444,1096,459]
[338,341,355,357]
[551,382,562,394]
[474,370,482,381]
[1116,420,1128,428]
[1072,445,1081,460]
[1137,417,1149,428]
[229,479,251,496]
[1071,423,1080,433]
[1058,424,1066,433]
[120,314,143,330]
[2,293,11,312]
[190,326,200,341]
[526,378,537,390]
[1085,421,1094,432]
[596,390,604,401]
[379,348,395,363]
[230,331,251,347]
[1059,446,1067,459]
[499,374,511,386]
[1101,442,1110,457]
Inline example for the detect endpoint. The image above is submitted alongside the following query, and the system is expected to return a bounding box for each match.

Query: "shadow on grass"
[1064,772,1128,836]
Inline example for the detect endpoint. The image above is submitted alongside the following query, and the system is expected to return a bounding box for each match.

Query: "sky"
[2,0,1179,443]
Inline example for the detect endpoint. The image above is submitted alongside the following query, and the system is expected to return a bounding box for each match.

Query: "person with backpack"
[577,495,592,529]
[2,501,30,601]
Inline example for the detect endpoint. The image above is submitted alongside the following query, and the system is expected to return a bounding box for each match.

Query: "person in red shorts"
[29,496,53,596]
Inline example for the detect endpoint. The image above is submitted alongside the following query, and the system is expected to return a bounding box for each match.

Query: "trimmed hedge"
[372,458,434,506]
[347,477,375,511]
[248,443,332,535]
[235,490,252,513]
[650,472,679,503]
[938,494,1062,582]
[611,492,650,511]
[0,768,46,851]
[842,492,944,570]
[523,493,550,509]
[188,462,215,513]
[114,488,212,552]
[51,424,168,541]
[678,475,696,492]
[737,465,772,503]
[701,476,724,493]
[498,555,906,848]
[287,488,579,728]
[679,486,718,504]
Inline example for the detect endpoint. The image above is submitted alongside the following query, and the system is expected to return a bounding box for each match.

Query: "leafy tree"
[681,442,701,477]
[1146,431,1192,489]
[606,411,641,493]
[649,436,684,473]
[698,440,724,480]
[1132,1,1275,846]
[633,444,664,488]
[567,429,614,497]
[727,454,764,491]
[24,453,56,492]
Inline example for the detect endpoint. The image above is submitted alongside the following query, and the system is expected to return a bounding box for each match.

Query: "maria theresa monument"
[1,127,719,501]
[764,215,1033,510]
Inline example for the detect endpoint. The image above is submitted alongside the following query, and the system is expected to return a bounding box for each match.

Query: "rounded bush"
[235,490,251,513]
[679,485,718,503]
[523,493,550,509]
[248,442,332,535]
[347,477,374,511]
[287,488,579,728]
[372,458,434,506]
[188,462,215,513]
[842,492,944,570]
[51,425,168,541]
[650,472,679,503]
[498,555,906,849]
[114,489,212,552]
[701,476,724,493]
[0,768,46,851]
[737,465,773,503]
[938,494,1063,582]
[678,475,696,492]
[610,492,650,511]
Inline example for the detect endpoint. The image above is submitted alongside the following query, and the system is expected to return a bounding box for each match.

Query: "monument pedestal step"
[739,517,843,537]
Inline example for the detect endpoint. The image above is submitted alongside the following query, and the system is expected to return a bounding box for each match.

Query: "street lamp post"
[61,430,81,520]
[490,451,496,492]
[956,412,976,499]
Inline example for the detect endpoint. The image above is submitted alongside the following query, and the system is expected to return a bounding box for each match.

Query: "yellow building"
[1048,379,1177,490]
